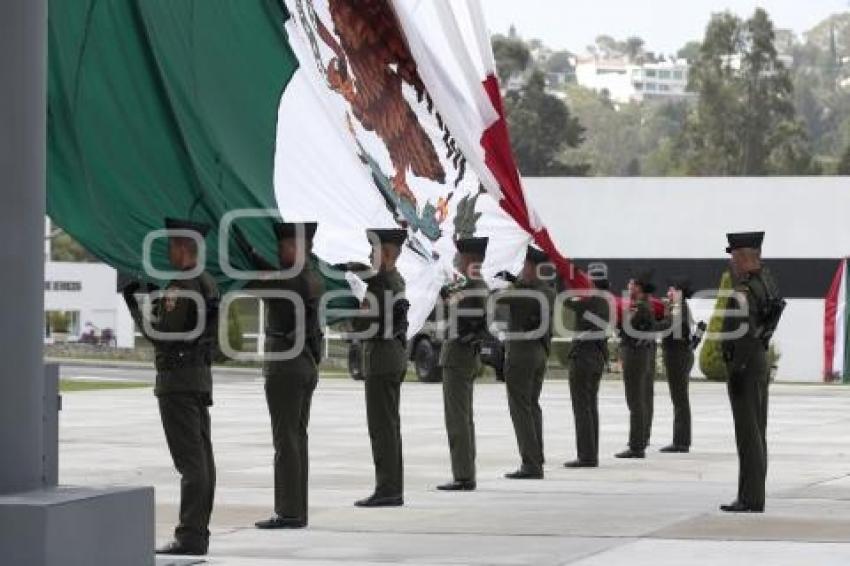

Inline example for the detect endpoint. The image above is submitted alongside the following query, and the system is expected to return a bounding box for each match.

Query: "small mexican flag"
[48,0,587,333]
[824,258,850,383]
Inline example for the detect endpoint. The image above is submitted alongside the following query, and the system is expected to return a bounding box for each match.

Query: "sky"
[481,0,849,56]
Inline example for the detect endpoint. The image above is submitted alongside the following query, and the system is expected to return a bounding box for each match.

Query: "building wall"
[524,176,850,382]
[44,261,135,348]
[575,59,690,104]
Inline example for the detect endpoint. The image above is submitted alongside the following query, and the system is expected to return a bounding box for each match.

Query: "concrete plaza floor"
[58,372,850,565]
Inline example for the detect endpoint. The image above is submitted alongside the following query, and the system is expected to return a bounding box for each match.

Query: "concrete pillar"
[0,0,46,494]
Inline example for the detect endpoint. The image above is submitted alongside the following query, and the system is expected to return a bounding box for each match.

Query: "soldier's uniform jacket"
[661,300,693,350]
[439,278,489,370]
[355,268,409,379]
[126,273,219,397]
[721,269,781,375]
[501,279,556,353]
[619,298,658,348]
[247,267,324,377]
[565,294,610,359]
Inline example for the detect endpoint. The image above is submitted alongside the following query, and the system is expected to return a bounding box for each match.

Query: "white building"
[44,261,136,348]
[44,218,135,348]
[575,58,691,104]
[524,176,850,383]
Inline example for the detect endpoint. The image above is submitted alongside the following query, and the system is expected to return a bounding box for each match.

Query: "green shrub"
[227,304,244,353]
[699,271,732,382]
[49,311,70,334]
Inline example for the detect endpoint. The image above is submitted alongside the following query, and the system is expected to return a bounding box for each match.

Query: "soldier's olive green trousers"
[442,365,477,481]
[727,351,769,509]
[265,362,317,522]
[644,342,657,445]
[663,343,694,448]
[365,372,404,497]
[621,345,652,452]
[158,393,216,549]
[504,341,547,472]
[568,347,605,464]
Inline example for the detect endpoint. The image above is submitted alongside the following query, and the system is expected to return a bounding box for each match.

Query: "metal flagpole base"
[0,364,155,566]
[0,486,155,566]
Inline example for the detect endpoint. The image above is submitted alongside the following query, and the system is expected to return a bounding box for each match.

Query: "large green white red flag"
[48,0,585,333]
[825,258,849,382]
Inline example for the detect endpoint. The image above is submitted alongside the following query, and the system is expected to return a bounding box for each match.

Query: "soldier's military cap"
[367,228,408,247]
[274,221,318,241]
[633,269,656,294]
[165,217,211,238]
[726,231,765,253]
[587,262,608,282]
[455,237,489,256]
[526,246,550,264]
[669,276,694,299]
[587,262,609,290]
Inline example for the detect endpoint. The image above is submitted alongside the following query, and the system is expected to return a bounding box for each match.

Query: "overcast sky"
[481,0,849,55]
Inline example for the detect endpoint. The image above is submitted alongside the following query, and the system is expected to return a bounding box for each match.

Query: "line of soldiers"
[123,219,782,557]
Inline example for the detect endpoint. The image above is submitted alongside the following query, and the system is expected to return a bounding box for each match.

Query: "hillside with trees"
[496,9,850,177]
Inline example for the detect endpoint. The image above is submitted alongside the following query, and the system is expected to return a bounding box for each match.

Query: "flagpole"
[0,0,46,494]
[0,3,155,563]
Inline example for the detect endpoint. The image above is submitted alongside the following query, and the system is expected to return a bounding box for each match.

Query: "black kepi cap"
[165,217,210,238]
[455,237,489,256]
[274,222,318,241]
[726,231,764,253]
[367,228,408,247]
[587,262,608,282]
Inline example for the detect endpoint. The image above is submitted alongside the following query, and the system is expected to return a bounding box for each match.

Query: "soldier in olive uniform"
[246,222,324,530]
[437,237,489,491]
[720,232,784,513]
[497,246,556,479]
[616,271,659,459]
[659,278,695,453]
[564,263,612,468]
[123,218,219,556]
[340,229,409,507]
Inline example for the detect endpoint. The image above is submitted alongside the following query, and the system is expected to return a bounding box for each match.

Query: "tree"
[51,230,97,262]
[677,41,702,63]
[492,35,531,85]
[592,34,649,63]
[838,144,850,174]
[624,36,646,63]
[681,9,817,175]
[544,50,574,75]
[505,71,589,176]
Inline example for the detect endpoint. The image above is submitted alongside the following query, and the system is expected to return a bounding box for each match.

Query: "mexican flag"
[824,258,850,383]
[48,0,587,333]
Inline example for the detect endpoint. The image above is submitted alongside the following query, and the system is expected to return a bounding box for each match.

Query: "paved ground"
[59,366,850,565]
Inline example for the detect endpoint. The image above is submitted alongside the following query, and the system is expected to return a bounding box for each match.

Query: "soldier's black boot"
[437,479,477,491]
[720,500,764,513]
[255,515,307,529]
[614,448,645,459]
[504,466,544,479]
[354,493,404,508]
[155,540,208,556]
[563,459,598,468]
[659,444,689,453]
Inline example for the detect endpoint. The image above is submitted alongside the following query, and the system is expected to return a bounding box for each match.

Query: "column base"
[0,485,154,566]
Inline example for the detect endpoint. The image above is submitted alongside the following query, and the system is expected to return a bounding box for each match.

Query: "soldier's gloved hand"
[122,281,141,300]
[439,286,451,300]
[495,271,518,283]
